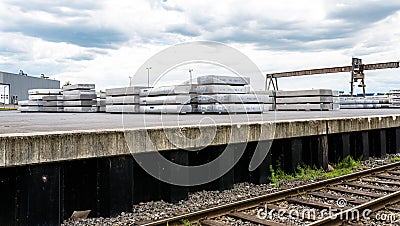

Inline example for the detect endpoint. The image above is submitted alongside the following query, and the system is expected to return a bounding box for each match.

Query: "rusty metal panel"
[267,61,399,78]
[364,62,399,70]
[267,66,352,78]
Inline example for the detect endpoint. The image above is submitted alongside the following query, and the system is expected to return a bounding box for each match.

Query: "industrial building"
[0,71,60,104]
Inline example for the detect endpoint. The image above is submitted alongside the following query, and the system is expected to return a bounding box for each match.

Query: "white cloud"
[0,0,399,94]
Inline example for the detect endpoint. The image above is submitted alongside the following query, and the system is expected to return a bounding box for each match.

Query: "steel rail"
[138,161,400,226]
[309,189,400,225]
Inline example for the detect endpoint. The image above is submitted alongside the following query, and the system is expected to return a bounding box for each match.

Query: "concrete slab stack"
[63,84,97,113]
[275,89,339,111]
[105,87,146,113]
[389,90,400,108]
[194,75,267,113]
[340,96,390,109]
[139,85,192,114]
[19,89,61,112]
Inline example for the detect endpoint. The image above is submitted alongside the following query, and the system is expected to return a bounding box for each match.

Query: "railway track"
[139,161,400,226]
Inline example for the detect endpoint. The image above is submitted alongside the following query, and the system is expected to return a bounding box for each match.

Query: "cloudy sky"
[0,0,399,93]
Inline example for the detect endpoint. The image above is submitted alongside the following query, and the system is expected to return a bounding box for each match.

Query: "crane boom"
[267,61,399,78]
[265,59,399,96]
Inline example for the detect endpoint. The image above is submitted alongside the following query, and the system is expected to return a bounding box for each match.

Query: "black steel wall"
[0,128,399,225]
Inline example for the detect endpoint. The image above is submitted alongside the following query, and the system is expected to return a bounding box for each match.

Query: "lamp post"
[146,67,152,88]
[189,69,193,86]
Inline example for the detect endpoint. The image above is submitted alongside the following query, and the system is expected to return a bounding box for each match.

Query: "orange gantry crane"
[266,58,400,96]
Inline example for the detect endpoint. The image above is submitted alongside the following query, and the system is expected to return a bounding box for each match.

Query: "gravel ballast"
[63,154,400,225]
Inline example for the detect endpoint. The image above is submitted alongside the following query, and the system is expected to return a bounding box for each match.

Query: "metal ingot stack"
[63,84,97,113]
[19,89,61,112]
[389,90,400,108]
[105,86,146,113]
[195,75,267,114]
[43,94,64,112]
[139,85,192,114]
[97,93,106,113]
[340,95,390,109]
[275,89,340,111]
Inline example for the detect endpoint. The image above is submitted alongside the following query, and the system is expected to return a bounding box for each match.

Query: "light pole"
[128,76,132,86]
[189,69,193,86]
[146,67,152,88]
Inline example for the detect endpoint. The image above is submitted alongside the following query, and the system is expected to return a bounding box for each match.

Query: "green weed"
[390,157,400,162]
[0,108,17,111]
[181,219,192,226]
[269,156,362,185]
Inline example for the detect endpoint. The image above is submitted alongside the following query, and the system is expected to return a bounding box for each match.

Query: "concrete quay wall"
[2,114,400,168]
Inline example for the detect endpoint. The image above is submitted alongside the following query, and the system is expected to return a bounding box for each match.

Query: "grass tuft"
[269,156,362,185]
[0,108,17,111]
[181,219,192,226]
[323,156,361,179]
[390,157,400,162]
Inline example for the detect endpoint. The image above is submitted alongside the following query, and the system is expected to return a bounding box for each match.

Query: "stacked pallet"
[105,87,146,113]
[139,85,192,114]
[389,90,400,108]
[275,89,339,111]
[340,96,390,109]
[19,89,61,112]
[63,84,97,113]
[195,75,267,114]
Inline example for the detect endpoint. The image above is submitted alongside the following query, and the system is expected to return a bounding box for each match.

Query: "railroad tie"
[362,178,400,187]
[227,212,286,226]
[285,197,335,209]
[386,170,400,176]
[327,186,382,198]
[259,203,317,221]
[375,174,400,181]
[308,191,366,205]
[343,181,397,192]
[200,219,229,226]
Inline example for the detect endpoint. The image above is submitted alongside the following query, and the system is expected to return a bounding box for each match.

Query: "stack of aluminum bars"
[340,96,390,109]
[18,89,61,112]
[43,94,64,112]
[275,89,340,111]
[105,86,146,113]
[389,90,400,108]
[255,90,275,111]
[195,75,268,113]
[139,85,192,114]
[63,84,97,113]
[97,93,106,112]
[189,84,199,112]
